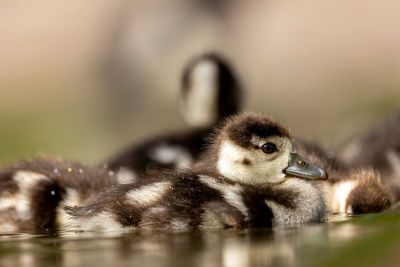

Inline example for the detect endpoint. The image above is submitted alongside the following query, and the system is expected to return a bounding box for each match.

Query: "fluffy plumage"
[295,139,393,214]
[0,113,327,233]
[0,158,119,232]
[63,172,325,231]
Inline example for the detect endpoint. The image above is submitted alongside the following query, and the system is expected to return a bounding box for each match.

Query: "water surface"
[1,212,399,267]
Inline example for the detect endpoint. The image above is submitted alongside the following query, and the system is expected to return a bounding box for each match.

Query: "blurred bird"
[340,110,400,202]
[107,53,242,176]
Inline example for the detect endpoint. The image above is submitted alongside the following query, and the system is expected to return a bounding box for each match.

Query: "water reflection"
[0,212,398,267]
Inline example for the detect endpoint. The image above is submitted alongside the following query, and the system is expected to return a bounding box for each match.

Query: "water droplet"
[109,171,114,176]
[50,190,55,196]
[79,168,84,174]
[67,168,73,173]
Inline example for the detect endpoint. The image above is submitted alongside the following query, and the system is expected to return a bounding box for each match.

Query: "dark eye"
[262,142,277,154]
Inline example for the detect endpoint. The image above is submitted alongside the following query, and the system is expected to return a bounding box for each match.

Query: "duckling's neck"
[266,178,326,225]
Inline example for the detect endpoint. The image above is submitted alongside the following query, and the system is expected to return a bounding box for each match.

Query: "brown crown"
[220,113,291,149]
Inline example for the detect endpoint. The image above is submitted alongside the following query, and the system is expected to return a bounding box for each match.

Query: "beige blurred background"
[1,0,400,165]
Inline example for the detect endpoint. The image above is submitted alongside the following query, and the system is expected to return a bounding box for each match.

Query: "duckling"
[66,113,328,231]
[326,169,392,214]
[340,109,400,201]
[107,50,391,216]
[295,139,392,214]
[0,158,120,233]
[0,113,327,233]
[107,53,242,176]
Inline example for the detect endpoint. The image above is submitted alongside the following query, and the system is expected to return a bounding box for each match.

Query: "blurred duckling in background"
[0,113,327,233]
[340,110,400,202]
[107,53,242,176]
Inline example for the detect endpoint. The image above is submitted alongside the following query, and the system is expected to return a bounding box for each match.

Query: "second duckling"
[296,139,392,214]
[340,109,400,201]
[64,113,328,231]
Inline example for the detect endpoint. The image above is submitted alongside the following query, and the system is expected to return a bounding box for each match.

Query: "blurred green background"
[1,0,400,165]
[1,2,400,266]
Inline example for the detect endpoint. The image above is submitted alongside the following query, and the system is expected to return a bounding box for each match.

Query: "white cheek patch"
[181,60,219,128]
[199,175,248,220]
[217,140,290,185]
[217,141,256,183]
[329,180,358,213]
[255,153,288,183]
[125,181,171,207]
[254,137,291,183]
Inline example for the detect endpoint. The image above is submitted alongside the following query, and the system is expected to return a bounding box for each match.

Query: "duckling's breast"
[264,179,326,225]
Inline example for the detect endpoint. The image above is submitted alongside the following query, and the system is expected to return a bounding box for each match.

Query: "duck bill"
[283,153,328,180]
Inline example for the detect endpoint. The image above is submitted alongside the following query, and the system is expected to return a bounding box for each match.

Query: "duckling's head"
[180,53,242,128]
[213,113,327,185]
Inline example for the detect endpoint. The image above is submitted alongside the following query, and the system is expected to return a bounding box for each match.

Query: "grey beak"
[283,153,328,180]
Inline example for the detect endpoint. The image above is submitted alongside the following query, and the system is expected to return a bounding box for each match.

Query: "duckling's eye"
[262,142,278,154]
